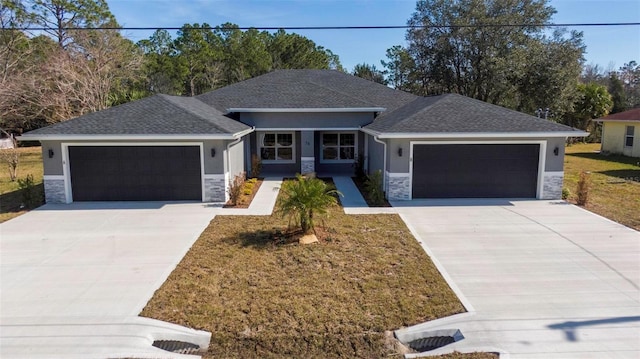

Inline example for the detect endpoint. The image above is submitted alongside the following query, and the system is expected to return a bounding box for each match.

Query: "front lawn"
[564,143,640,231]
[141,203,465,358]
[0,146,44,223]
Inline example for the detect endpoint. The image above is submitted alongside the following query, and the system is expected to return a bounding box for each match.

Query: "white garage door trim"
[409,140,547,199]
[61,142,205,203]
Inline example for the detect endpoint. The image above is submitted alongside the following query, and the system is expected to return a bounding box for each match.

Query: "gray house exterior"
[21,70,587,203]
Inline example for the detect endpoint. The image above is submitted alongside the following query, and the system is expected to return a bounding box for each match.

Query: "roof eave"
[361,131,590,139]
[227,107,386,113]
[594,118,640,123]
[18,133,246,141]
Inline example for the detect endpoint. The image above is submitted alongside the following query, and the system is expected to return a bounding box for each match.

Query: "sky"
[108,0,640,73]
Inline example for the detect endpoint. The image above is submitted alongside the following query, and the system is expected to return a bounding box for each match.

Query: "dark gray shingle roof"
[23,94,250,137]
[197,69,418,112]
[365,94,583,134]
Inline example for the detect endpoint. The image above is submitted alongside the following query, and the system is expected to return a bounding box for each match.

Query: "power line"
[8,22,640,31]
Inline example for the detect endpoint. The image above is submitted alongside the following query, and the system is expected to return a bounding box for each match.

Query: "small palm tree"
[276,174,342,234]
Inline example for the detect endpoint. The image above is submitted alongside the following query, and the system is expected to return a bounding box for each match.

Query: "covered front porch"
[246,130,365,177]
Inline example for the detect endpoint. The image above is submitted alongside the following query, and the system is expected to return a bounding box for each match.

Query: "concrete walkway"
[393,200,640,358]
[332,176,397,214]
[216,177,282,215]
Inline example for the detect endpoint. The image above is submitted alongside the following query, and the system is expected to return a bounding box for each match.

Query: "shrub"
[561,187,571,200]
[276,174,342,234]
[251,154,262,178]
[576,171,590,206]
[228,172,246,205]
[364,170,385,206]
[17,174,36,208]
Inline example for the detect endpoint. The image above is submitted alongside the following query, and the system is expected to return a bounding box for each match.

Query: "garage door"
[412,144,539,198]
[69,146,202,201]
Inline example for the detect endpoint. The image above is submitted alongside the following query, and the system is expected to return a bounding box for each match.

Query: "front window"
[260,132,294,162]
[625,126,635,147]
[321,132,356,162]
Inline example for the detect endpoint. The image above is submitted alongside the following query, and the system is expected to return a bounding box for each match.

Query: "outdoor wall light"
[398,147,403,157]
[210,148,216,157]
[553,146,559,156]
[48,149,54,158]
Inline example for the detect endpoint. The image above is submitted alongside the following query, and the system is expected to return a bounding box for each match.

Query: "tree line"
[2,0,639,136]
[0,0,342,131]
[351,0,639,134]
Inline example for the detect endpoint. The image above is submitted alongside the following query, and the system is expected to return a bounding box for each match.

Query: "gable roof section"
[595,108,640,122]
[364,94,587,137]
[21,94,251,139]
[197,69,418,112]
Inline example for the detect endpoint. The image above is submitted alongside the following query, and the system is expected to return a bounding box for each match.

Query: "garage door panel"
[69,146,202,201]
[412,144,539,198]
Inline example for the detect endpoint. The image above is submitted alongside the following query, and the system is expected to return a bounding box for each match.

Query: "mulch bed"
[223,178,263,208]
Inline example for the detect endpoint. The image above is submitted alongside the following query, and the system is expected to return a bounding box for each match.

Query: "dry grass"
[141,203,465,358]
[564,143,640,230]
[0,146,44,223]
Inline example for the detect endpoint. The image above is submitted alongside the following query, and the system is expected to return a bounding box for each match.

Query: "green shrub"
[364,170,385,206]
[276,174,342,234]
[576,171,590,206]
[17,174,36,208]
[561,187,571,200]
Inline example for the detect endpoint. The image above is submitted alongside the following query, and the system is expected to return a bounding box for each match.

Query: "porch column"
[300,130,315,174]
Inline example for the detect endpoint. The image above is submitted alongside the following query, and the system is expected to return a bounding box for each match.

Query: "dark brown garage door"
[412,144,539,198]
[69,146,202,201]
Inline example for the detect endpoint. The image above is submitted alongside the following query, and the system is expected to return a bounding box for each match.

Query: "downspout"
[372,135,388,196]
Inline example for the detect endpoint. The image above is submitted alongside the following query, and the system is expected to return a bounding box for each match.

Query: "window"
[321,132,356,162]
[260,132,294,162]
[625,126,635,147]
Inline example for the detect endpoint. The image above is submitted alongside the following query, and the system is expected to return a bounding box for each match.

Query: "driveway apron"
[0,202,216,358]
[394,200,640,358]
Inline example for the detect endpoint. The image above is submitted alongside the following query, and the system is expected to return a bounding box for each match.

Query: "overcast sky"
[108,0,640,72]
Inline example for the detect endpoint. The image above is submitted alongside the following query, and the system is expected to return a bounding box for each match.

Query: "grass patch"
[565,143,640,230]
[141,202,464,358]
[0,146,44,223]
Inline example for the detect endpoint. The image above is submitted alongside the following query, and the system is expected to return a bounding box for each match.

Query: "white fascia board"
[232,127,255,138]
[255,127,361,131]
[227,107,386,113]
[360,128,382,136]
[18,134,241,141]
[371,131,590,139]
[594,119,640,123]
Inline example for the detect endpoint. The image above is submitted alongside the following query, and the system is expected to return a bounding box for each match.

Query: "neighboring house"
[595,108,640,158]
[20,70,587,203]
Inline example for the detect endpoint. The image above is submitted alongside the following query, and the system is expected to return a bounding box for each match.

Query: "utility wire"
[9,22,640,31]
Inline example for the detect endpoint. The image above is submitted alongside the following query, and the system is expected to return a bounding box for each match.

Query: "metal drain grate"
[407,335,455,352]
[152,340,200,354]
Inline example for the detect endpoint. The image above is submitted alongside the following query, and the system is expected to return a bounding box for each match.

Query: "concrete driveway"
[0,202,216,358]
[394,200,640,358]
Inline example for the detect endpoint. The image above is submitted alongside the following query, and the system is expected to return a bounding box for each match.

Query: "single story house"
[595,108,640,158]
[21,69,587,203]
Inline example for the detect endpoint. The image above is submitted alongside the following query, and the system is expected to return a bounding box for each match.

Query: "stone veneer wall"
[301,157,315,174]
[204,175,227,202]
[386,172,411,201]
[44,178,66,203]
[542,172,564,200]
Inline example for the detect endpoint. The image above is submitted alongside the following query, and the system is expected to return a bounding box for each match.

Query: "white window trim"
[320,131,358,164]
[624,125,635,148]
[258,131,296,164]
